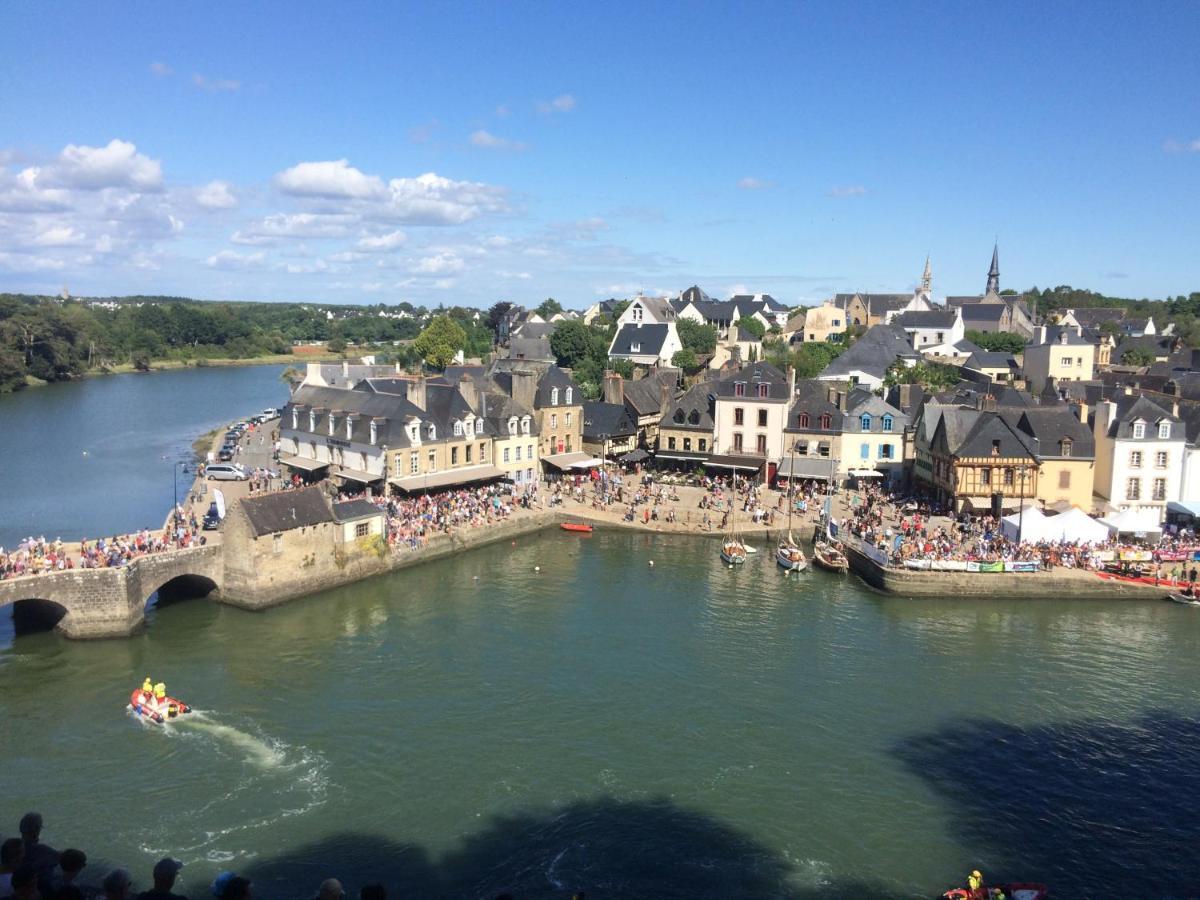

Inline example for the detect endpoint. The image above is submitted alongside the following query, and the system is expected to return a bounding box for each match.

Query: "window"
[733,433,743,451]
[550,414,558,428]
[551,387,559,406]
[699,438,707,451]
[818,443,830,458]
[522,417,531,435]
[799,412,810,428]
[566,412,572,427]
[508,417,517,435]
[1062,357,1073,367]
[503,447,510,463]
[1059,470,1071,489]
[1156,451,1169,468]
[310,411,317,432]
[1159,422,1171,439]
[684,437,692,451]
[369,420,377,445]
[882,415,893,432]
[465,444,472,463]
[936,332,944,343]
[410,453,419,474]
[674,409,685,424]
[481,442,487,460]
[796,441,808,455]
[1133,422,1145,439]
[991,439,1001,456]
[980,467,991,486]
[757,383,769,398]
[515,445,522,461]
[454,421,463,436]
[565,388,573,404]
[1153,478,1167,501]
[355,522,370,538]
[528,444,533,458]
[427,423,436,440]
[292,409,299,430]
[475,419,484,435]
[428,449,436,471]
[668,437,677,450]
[273,533,282,554]
[1126,477,1141,501]
[688,409,700,425]
[734,408,745,426]
[1061,438,1072,457]
[880,443,893,459]
[1003,468,1014,486]
[757,409,767,427]
[451,446,459,465]
[833,319,842,327]
[861,414,872,431]
[861,442,870,460]
[1130,451,1143,468]
[734,382,746,397]
[819,414,832,430]
[328,415,336,436]
[756,434,767,454]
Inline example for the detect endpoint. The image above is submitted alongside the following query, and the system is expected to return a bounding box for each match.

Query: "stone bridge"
[0,544,224,638]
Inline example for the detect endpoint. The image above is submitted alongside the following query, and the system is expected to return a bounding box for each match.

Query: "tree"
[671,349,698,371]
[883,360,960,390]
[964,329,1026,354]
[549,320,594,369]
[1099,320,1121,336]
[676,319,718,355]
[413,315,467,369]
[736,316,766,340]
[535,297,563,319]
[486,301,514,334]
[1121,346,1155,367]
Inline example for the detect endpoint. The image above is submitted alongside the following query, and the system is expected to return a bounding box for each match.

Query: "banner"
[1004,560,1042,573]
[1118,550,1153,562]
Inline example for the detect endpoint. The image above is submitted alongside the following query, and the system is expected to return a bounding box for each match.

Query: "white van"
[206,463,248,481]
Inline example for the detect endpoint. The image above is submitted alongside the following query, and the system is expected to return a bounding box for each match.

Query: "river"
[2,530,1197,898]
[0,365,289,548]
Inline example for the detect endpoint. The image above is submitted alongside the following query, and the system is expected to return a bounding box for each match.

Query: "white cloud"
[1163,138,1200,153]
[50,139,164,191]
[484,235,514,248]
[470,130,528,152]
[192,73,241,92]
[196,180,238,209]
[537,93,576,114]
[232,212,355,244]
[284,259,329,274]
[149,61,172,77]
[828,184,867,198]
[328,250,366,263]
[357,230,407,251]
[0,252,67,272]
[206,249,265,270]
[497,269,532,279]
[0,167,71,212]
[276,159,386,200]
[737,177,771,190]
[33,225,86,247]
[410,252,465,274]
[381,172,508,225]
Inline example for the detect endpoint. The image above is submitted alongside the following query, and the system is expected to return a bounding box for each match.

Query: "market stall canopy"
[541,451,594,471]
[1046,507,1111,544]
[1000,505,1048,541]
[333,466,382,484]
[619,448,649,463]
[847,468,883,478]
[570,457,606,469]
[278,454,330,472]
[1100,507,1164,535]
[706,454,765,472]
[776,457,836,479]
[388,464,505,492]
[655,450,710,462]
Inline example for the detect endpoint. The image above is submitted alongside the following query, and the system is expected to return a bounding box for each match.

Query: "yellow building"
[1023,326,1095,392]
[800,300,847,342]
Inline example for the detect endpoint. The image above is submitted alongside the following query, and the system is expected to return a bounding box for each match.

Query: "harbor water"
[3,529,1198,898]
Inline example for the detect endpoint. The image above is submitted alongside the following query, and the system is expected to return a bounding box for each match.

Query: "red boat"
[943,884,1047,900]
[129,688,192,724]
[560,522,594,533]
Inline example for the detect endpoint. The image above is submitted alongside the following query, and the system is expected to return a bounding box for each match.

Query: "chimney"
[1172,399,1180,418]
[458,375,478,412]
[1075,399,1088,425]
[406,376,426,411]
[983,394,997,412]
[787,365,796,399]
[1124,384,1133,396]
[512,367,537,411]
[604,370,624,406]
[898,383,913,411]
[658,374,672,411]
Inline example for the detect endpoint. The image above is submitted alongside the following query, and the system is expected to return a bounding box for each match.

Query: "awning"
[655,451,710,462]
[776,457,836,479]
[333,466,382,484]
[279,454,330,472]
[620,448,650,463]
[706,454,765,472]
[848,468,883,479]
[388,464,506,492]
[1167,501,1200,519]
[542,451,594,471]
[570,457,606,469]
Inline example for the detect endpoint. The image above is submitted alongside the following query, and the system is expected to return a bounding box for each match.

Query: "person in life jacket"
[967,870,985,899]
[146,682,167,715]
[142,676,153,695]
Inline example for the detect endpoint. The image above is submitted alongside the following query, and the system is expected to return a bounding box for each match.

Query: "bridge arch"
[144,573,220,610]
[11,597,70,635]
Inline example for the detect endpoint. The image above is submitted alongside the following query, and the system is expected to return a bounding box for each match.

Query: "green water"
[3,531,1199,898]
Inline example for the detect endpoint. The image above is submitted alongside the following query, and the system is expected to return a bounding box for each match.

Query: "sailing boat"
[776,445,807,572]
[720,472,748,565]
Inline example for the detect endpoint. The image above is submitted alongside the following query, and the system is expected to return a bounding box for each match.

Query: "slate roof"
[1067,307,1126,327]
[1035,326,1090,346]
[894,309,959,329]
[712,360,789,399]
[843,392,908,433]
[533,365,583,408]
[285,384,421,448]
[1007,407,1096,460]
[610,323,671,357]
[1116,334,1177,359]
[785,380,844,432]
[240,487,333,537]
[678,285,713,306]
[834,292,912,312]
[582,401,638,440]
[1104,394,1180,440]
[661,381,716,432]
[510,321,556,341]
[965,351,1021,370]
[627,296,677,321]
[819,324,918,381]
[504,337,554,361]
[622,373,673,417]
[960,304,1008,324]
[332,499,383,522]
[730,293,787,312]
[935,409,1039,459]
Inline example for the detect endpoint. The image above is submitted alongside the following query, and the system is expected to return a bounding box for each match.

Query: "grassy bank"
[100,352,341,374]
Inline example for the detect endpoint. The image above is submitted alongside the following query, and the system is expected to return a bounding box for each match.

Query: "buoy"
[534,566,540,572]
[649,560,655,567]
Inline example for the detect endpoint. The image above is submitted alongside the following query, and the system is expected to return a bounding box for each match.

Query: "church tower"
[920,255,932,295]
[986,243,1000,295]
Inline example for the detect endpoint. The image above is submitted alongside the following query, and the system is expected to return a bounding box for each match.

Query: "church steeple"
[920,254,932,295]
[986,243,1000,295]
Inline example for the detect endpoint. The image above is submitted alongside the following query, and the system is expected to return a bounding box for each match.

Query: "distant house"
[801,300,847,342]
[615,295,677,328]
[1092,393,1185,524]
[656,381,716,468]
[841,390,910,485]
[608,322,683,367]
[582,401,639,458]
[817,324,921,390]
[893,308,964,352]
[1024,326,1095,392]
[963,351,1022,383]
[604,370,676,448]
[710,361,792,480]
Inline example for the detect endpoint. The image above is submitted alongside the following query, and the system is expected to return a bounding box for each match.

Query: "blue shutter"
[860,442,869,460]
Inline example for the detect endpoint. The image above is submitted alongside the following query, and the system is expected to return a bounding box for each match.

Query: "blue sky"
[1,1,1197,309]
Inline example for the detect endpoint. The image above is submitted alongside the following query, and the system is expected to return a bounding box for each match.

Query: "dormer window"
[427,423,436,440]
[1061,438,1072,457]
[799,413,810,428]
[475,419,484,435]
[991,439,1001,456]
[454,421,463,437]
[292,408,299,430]
[369,421,377,445]
[819,413,832,430]
[508,416,517,435]
[345,416,354,440]
[861,414,872,431]
[734,382,746,397]
[688,409,700,425]
[1159,422,1171,439]
[309,411,317,432]
[521,416,531,435]
[328,414,336,437]
[631,342,641,353]
[551,387,559,406]
[565,388,573,404]
[882,415,893,432]
[674,409,685,424]
[757,383,769,398]
[1132,421,1145,439]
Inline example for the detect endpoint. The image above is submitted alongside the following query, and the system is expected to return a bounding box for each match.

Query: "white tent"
[1100,507,1163,536]
[1000,504,1050,542]
[1041,507,1110,544]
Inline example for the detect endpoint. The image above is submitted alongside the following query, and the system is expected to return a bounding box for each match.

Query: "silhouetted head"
[17,813,42,842]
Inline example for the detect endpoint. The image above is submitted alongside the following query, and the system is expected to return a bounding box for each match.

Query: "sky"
[1,1,1198,309]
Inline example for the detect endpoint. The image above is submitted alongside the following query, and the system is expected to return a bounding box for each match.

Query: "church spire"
[920,254,932,295]
[986,243,1000,294]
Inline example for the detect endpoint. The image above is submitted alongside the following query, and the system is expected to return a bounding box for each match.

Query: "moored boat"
[813,540,849,573]
[776,541,807,571]
[1166,591,1200,607]
[721,540,748,565]
[560,522,594,533]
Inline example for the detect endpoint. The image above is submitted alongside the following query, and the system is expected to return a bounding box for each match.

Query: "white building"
[616,295,677,328]
[891,308,964,351]
[1092,393,1185,524]
[608,322,683,367]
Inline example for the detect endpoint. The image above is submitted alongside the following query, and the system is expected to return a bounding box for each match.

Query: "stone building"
[655,382,716,469]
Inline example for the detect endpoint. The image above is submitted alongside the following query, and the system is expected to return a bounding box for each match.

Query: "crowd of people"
[0,813,585,900]
[0,524,207,582]
[365,482,521,551]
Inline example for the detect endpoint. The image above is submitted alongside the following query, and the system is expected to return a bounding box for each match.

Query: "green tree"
[964,329,1026,354]
[1121,346,1155,367]
[413,315,467,369]
[549,320,593,369]
[535,297,563,319]
[671,349,698,371]
[736,316,766,339]
[486,301,514,334]
[676,319,718,355]
[883,360,960,390]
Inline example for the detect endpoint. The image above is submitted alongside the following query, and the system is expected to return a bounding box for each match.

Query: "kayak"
[560,522,593,533]
[129,689,192,724]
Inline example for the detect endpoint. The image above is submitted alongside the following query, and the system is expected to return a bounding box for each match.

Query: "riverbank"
[8,353,338,393]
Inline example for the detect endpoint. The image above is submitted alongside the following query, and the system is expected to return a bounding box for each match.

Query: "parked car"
[202,502,221,530]
[217,447,234,462]
[206,463,248,481]
[261,408,280,420]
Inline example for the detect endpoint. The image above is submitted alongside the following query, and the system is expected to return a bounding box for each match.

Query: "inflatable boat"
[129,688,192,724]
[560,522,594,533]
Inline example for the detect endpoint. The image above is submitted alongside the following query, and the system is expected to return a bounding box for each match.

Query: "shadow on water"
[894,712,1200,898]
[240,797,910,900]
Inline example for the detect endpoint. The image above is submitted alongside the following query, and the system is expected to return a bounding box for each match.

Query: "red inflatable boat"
[560,522,594,533]
[129,688,192,724]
